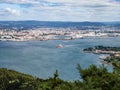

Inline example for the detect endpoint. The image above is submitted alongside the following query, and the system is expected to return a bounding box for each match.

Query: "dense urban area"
[0,21,120,41]
[0,29,120,41]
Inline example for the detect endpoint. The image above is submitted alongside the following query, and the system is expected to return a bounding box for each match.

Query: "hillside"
[0,21,120,30]
[1,62,120,90]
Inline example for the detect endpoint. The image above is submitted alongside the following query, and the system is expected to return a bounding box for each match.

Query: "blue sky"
[0,0,120,21]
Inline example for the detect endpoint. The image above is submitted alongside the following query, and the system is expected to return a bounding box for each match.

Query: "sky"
[0,0,120,22]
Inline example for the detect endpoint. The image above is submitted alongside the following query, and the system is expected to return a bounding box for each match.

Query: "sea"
[0,37,120,81]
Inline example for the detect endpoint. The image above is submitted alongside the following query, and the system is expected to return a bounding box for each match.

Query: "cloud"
[0,0,40,6]
[0,0,41,9]
[5,7,21,16]
[0,7,21,17]
[44,0,120,8]
[0,0,120,21]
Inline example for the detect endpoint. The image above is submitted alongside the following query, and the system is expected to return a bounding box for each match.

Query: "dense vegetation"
[1,60,120,90]
[83,45,120,52]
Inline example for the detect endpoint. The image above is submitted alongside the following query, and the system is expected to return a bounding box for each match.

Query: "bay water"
[0,37,120,80]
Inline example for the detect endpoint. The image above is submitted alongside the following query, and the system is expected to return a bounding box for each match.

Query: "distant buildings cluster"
[0,28,120,41]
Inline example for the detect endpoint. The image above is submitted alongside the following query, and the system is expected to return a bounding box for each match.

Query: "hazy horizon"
[0,20,120,23]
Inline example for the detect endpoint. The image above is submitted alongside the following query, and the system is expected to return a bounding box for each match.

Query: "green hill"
[1,61,120,90]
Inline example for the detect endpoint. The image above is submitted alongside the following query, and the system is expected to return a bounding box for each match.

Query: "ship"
[56,44,63,48]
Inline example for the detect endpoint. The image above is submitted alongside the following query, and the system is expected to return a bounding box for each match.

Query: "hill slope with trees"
[1,60,120,90]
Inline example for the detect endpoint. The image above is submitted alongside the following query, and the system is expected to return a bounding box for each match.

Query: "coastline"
[84,46,120,66]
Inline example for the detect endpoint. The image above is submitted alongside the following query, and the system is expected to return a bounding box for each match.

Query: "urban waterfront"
[0,37,119,80]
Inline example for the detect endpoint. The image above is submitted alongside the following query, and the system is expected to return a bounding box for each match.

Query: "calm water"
[0,37,120,80]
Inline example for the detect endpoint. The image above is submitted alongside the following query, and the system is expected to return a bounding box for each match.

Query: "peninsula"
[83,45,120,65]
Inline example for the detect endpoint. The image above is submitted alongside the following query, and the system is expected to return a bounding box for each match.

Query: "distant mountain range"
[0,21,120,30]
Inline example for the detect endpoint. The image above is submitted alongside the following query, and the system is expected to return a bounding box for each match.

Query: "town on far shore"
[0,28,120,41]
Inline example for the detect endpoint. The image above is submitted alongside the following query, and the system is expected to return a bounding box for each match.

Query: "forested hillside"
[1,60,120,90]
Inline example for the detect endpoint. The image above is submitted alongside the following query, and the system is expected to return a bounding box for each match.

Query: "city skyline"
[0,0,120,22]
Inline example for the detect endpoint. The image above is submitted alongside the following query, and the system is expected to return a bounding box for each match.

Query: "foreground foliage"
[1,61,120,90]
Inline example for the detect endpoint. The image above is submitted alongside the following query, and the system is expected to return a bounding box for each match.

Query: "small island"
[83,45,120,65]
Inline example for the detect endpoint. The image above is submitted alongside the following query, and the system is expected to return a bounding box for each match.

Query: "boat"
[56,44,63,48]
